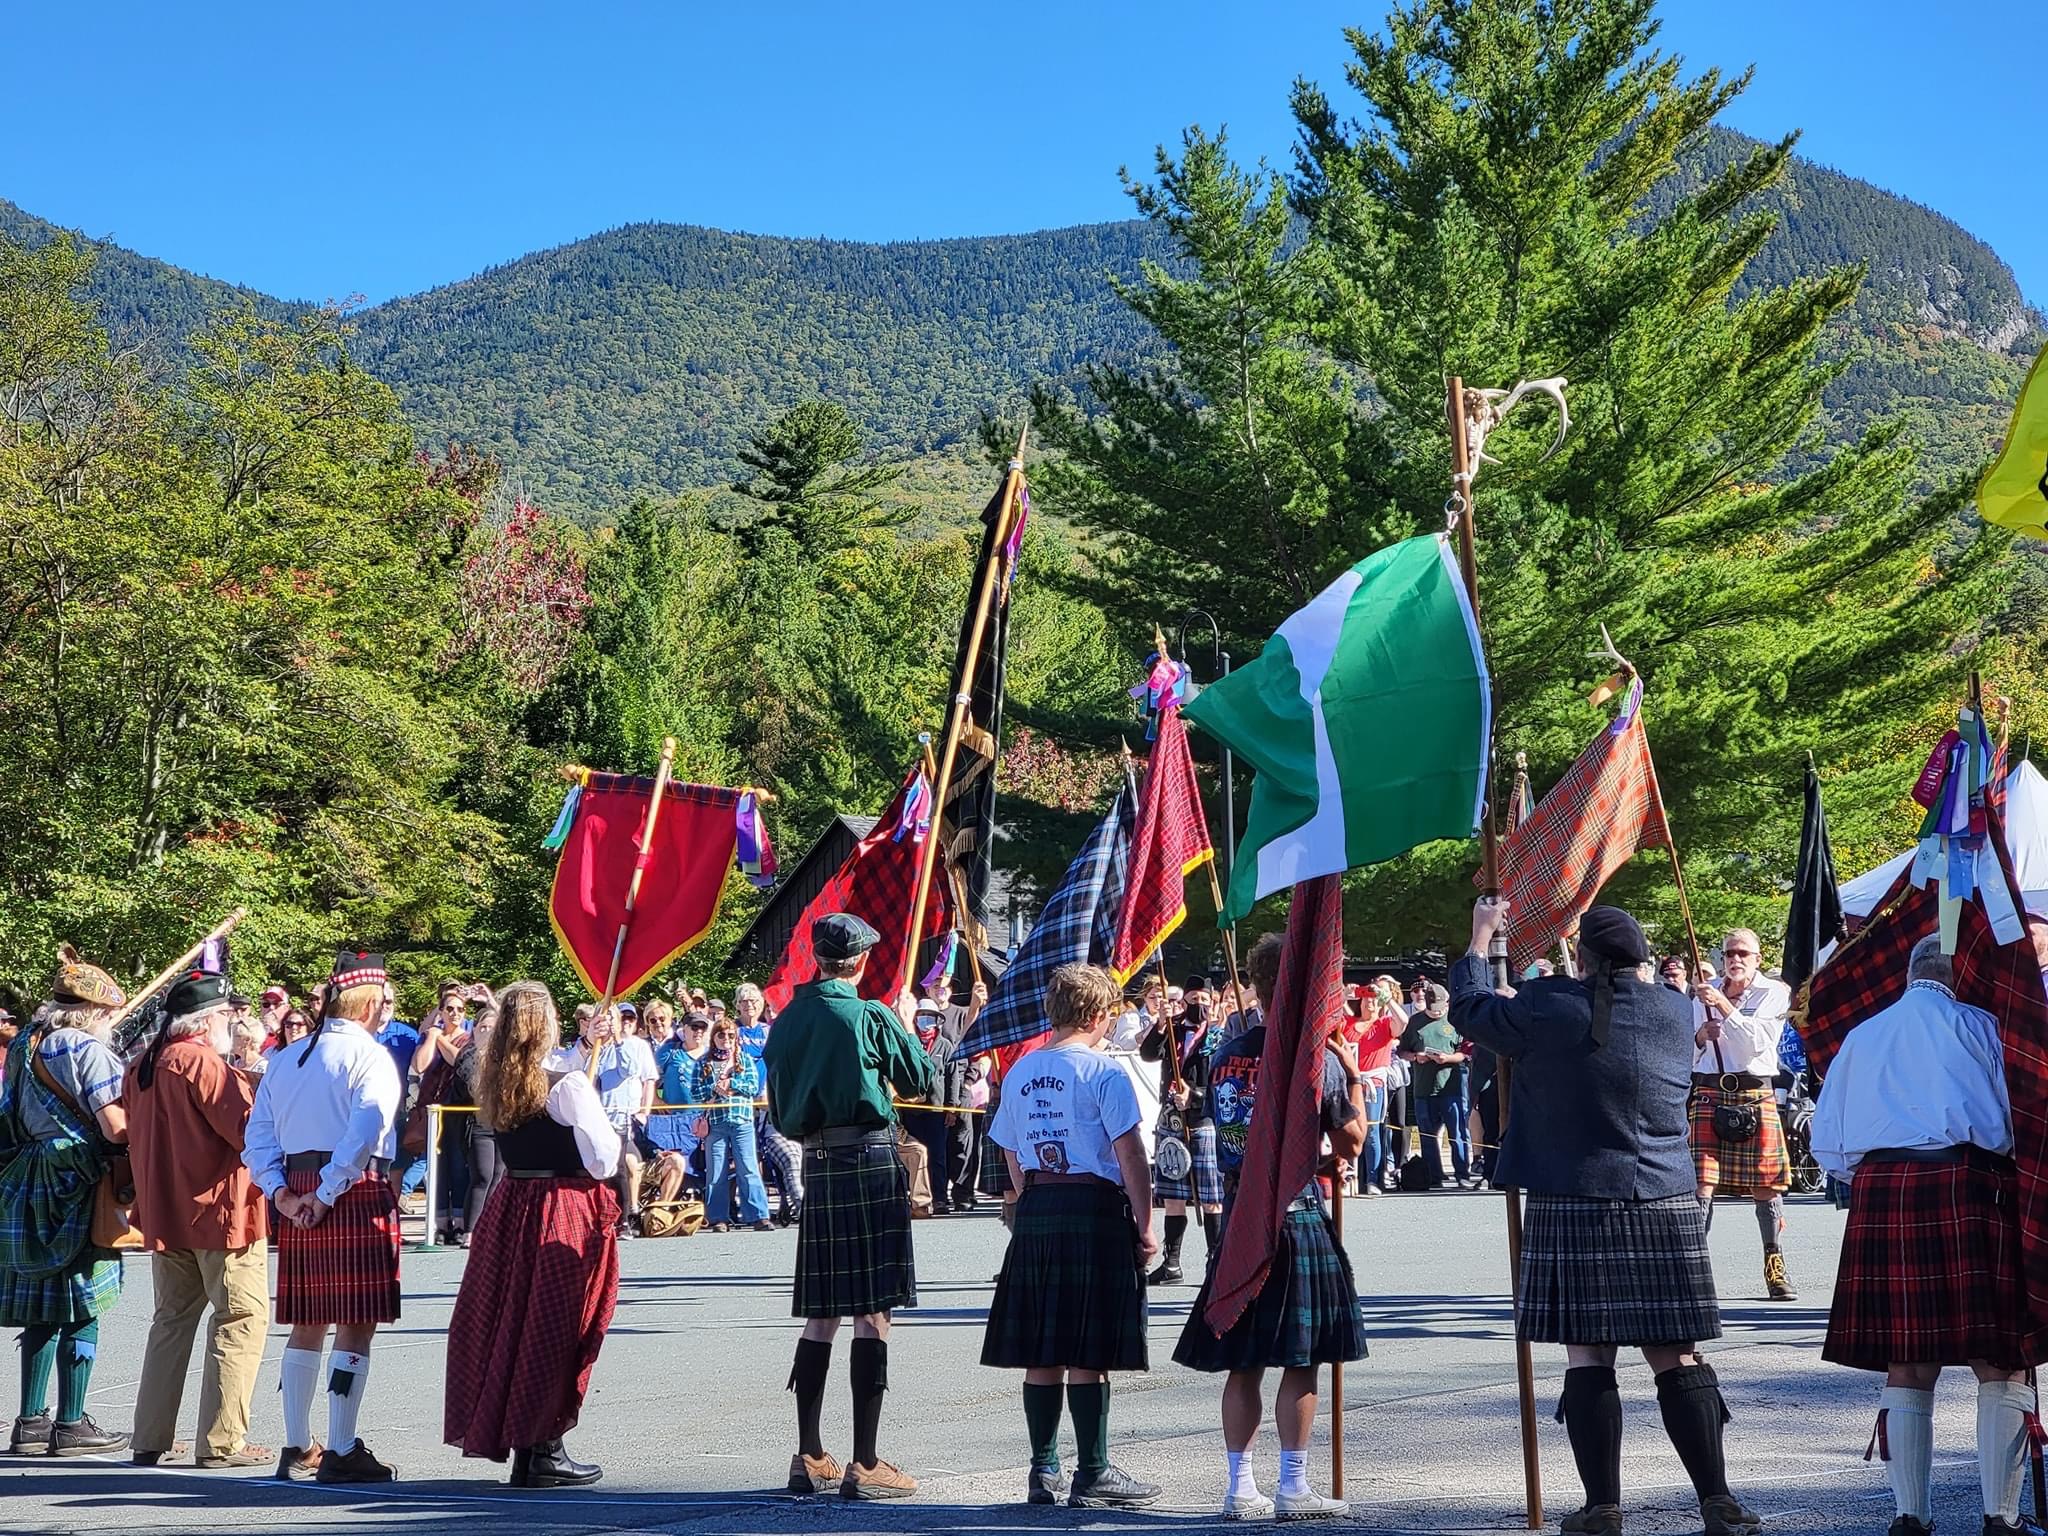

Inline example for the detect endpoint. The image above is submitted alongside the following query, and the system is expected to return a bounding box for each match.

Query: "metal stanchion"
[419,1103,441,1250]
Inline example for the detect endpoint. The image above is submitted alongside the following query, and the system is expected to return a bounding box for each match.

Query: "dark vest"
[495,1111,584,1177]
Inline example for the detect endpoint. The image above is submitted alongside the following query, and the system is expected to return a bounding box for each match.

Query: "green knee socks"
[18,1326,56,1419]
[1067,1381,1111,1477]
[1023,1382,1064,1470]
[55,1319,97,1423]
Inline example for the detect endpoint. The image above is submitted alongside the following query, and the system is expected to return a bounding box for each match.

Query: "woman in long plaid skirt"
[1810,935,2045,1536]
[1453,900,1760,1536]
[0,949,132,1457]
[445,983,621,1487]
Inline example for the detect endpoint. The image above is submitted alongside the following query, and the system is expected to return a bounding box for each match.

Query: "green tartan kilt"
[0,1251,122,1327]
[0,1133,123,1326]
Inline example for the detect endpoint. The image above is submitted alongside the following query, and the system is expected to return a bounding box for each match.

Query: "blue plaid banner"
[954,782,1135,1062]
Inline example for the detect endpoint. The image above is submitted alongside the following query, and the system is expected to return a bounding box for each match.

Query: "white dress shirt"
[244,1022,403,1207]
[546,1070,623,1180]
[1692,974,1792,1077]
[1810,979,2013,1179]
[560,1037,658,1126]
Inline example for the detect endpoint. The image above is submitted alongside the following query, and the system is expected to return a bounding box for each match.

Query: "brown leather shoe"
[197,1444,273,1469]
[841,1458,918,1500]
[274,1441,324,1481]
[788,1451,843,1494]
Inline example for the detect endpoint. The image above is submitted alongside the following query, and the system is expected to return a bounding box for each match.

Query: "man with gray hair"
[1689,928,1798,1299]
[127,969,271,1468]
[1811,935,2043,1536]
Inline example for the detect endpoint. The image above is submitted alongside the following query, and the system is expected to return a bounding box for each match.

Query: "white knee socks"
[1881,1385,1935,1522]
[1226,1449,1260,1499]
[1277,1447,1311,1497]
[279,1347,321,1450]
[327,1348,371,1452]
[1978,1378,2032,1522]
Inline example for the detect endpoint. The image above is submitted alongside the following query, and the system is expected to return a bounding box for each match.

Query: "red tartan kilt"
[1824,1150,2033,1372]
[1688,1087,1790,1194]
[444,1175,621,1460]
[276,1168,401,1326]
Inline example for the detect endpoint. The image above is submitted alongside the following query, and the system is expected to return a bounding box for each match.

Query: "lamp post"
[1177,609,1234,891]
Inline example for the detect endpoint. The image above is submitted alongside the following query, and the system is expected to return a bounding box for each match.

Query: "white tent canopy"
[1839,759,2048,918]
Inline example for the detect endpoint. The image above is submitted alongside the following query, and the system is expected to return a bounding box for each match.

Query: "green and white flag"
[1185,533,1490,923]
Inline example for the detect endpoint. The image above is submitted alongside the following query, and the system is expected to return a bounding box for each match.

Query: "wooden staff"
[1448,375,1544,1530]
[588,736,678,1080]
[107,906,250,1032]
[1332,1175,1346,1499]
[903,426,1030,990]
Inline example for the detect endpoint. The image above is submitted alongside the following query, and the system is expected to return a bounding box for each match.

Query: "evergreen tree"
[733,399,909,560]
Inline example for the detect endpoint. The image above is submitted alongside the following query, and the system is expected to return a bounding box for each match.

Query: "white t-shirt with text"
[990,1038,1142,1184]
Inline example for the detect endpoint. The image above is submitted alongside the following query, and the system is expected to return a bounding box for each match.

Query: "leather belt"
[1023,1171,1117,1188]
[802,1125,895,1151]
[284,1151,391,1175]
[507,1168,592,1181]
[1863,1145,1999,1167]
[1692,1072,1771,1091]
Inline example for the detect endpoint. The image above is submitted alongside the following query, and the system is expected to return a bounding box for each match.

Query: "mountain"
[4,127,2037,514]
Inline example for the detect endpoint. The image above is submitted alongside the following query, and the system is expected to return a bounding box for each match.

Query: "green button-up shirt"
[762,979,935,1141]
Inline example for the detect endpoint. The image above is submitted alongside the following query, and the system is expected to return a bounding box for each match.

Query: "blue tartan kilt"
[1154,1120,1224,1206]
[793,1139,916,1318]
[1517,1193,1721,1346]
[0,1251,122,1328]
[1173,1204,1366,1372]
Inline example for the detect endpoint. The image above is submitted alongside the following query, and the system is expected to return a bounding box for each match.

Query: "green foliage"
[731,399,909,560]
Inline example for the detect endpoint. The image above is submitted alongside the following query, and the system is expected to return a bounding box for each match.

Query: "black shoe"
[275,1442,324,1481]
[47,1414,128,1457]
[1701,1494,1762,1536]
[1028,1463,1069,1505]
[520,1438,602,1488]
[8,1413,51,1455]
[1887,1520,1933,1536]
[1145,1262,1184,1286]
[314,1438,395,1483]
[1069,1464,1162,1508]
[1985,1518,2048,1536]
[1561,1507,1623,1536]
[931,1203,953,1216]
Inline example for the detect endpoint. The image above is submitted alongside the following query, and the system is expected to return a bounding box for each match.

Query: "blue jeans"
[1362,1079,1389,1187]
[704,1117,770,1226]
[1416,1088,1471,1184]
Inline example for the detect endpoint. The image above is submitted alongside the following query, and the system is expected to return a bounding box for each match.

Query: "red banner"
[1111,706,1215,983]
[549,776,743,999]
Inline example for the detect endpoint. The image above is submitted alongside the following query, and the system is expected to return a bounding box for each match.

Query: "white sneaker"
[1276,1488,1349,1520]
[1223,1489,1276,1520]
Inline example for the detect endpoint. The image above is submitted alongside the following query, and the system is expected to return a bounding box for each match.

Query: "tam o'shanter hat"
[329,948,387,991]
[52,944,125,1010]
[164,969,234,1022]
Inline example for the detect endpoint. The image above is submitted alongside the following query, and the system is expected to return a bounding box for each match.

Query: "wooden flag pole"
[903,425,1030,993]
[107,906,250,1034]
[588,736,678,1080]
[1448,375,1544,1531]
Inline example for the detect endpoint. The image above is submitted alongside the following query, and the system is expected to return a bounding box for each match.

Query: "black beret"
[812,912,880,963]
[1579,906,1650,966]
[164,969,235,1021]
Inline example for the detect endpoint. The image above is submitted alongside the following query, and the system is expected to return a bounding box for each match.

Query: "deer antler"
[1464,376,1571,481]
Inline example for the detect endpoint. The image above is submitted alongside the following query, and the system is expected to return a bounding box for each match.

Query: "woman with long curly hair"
[442,982,620,1488]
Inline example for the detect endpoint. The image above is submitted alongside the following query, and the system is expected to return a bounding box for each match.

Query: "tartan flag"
[1781,760,1846,995]
[955,779,1136,1067]
[761,769,951,1014]
[548,775,755,999]
[1110,706,1215,983]
[1498,680,1668,973]
[1202,873,1347,1338]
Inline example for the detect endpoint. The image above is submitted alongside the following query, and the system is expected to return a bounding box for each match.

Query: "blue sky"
[4,2,2041,306]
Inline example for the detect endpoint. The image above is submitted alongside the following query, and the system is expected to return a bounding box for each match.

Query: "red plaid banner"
[762,770,951,1014]
[1111,707,1215,983]
[1498,708,1668,972]
[1202,874,1346,1338]
[1800,801,2048,1362]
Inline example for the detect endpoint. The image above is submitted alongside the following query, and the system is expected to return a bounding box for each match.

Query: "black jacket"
[1141,1014,1215,1122]
[1448,951,1695,1201]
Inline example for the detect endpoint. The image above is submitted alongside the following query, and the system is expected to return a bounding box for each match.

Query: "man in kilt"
[1172,932,1364,1522]
[1140,979,1223,1285]
[0,947,132,1457]
[1812,935,2046,1536]
[1454,899,1761,1536]
[982,963,1160,1508]
[1689,928,1798,1300]
[762,913,935,1502]
[243,949,404,1484]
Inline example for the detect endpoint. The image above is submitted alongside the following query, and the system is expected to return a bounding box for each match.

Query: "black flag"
[1782,760,1846,993]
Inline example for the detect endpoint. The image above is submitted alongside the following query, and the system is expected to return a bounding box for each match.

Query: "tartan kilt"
[1154,1121,1225,1207]
[445,1174,621,1459]
[1518,1193,1721,1346]
[0,1251,121,1328]
[1173,1205,1366,1373]
[1823,1150,2032,1372]
[793,1140,916,1319]
[276,1168,402,1326]
[983,1182,1147,1372]
[979,1141,1013,1197]
[1689,1086,1790,1194]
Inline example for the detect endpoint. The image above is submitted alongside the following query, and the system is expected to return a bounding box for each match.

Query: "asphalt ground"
[0,1188,2017,1535]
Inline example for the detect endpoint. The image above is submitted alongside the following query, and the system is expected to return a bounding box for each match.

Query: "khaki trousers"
[896,1125,932,1214]
[133,1241,270,1458]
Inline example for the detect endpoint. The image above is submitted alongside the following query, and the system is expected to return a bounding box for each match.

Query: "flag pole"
[903,425,1030,994]
[1448,375,1544,1531]
[588,736,678,1080]
[106,906,250,1037]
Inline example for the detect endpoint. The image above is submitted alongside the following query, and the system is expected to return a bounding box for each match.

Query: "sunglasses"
[1723,949,1757,959]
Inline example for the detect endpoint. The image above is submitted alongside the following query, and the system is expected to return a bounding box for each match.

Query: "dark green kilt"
[0,1137,122,1327]
[982,1181,1147,1372]
[793,1139,916,1318]
[1174,1204,1366,1372]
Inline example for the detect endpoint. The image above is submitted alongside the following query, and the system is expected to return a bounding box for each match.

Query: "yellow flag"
[1980,343,2048,539]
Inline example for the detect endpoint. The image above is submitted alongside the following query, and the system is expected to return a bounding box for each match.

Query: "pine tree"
[1034,0,2017,950]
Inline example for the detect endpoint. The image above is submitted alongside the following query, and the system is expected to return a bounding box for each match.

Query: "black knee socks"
[1161,1213,1187,1267]
[787,1337,832,1458]
[1656,1362,1732,1500]
[1202,1210,1222,1253]
[1560,1366,1624,1509]
[850,1337,888,1469]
